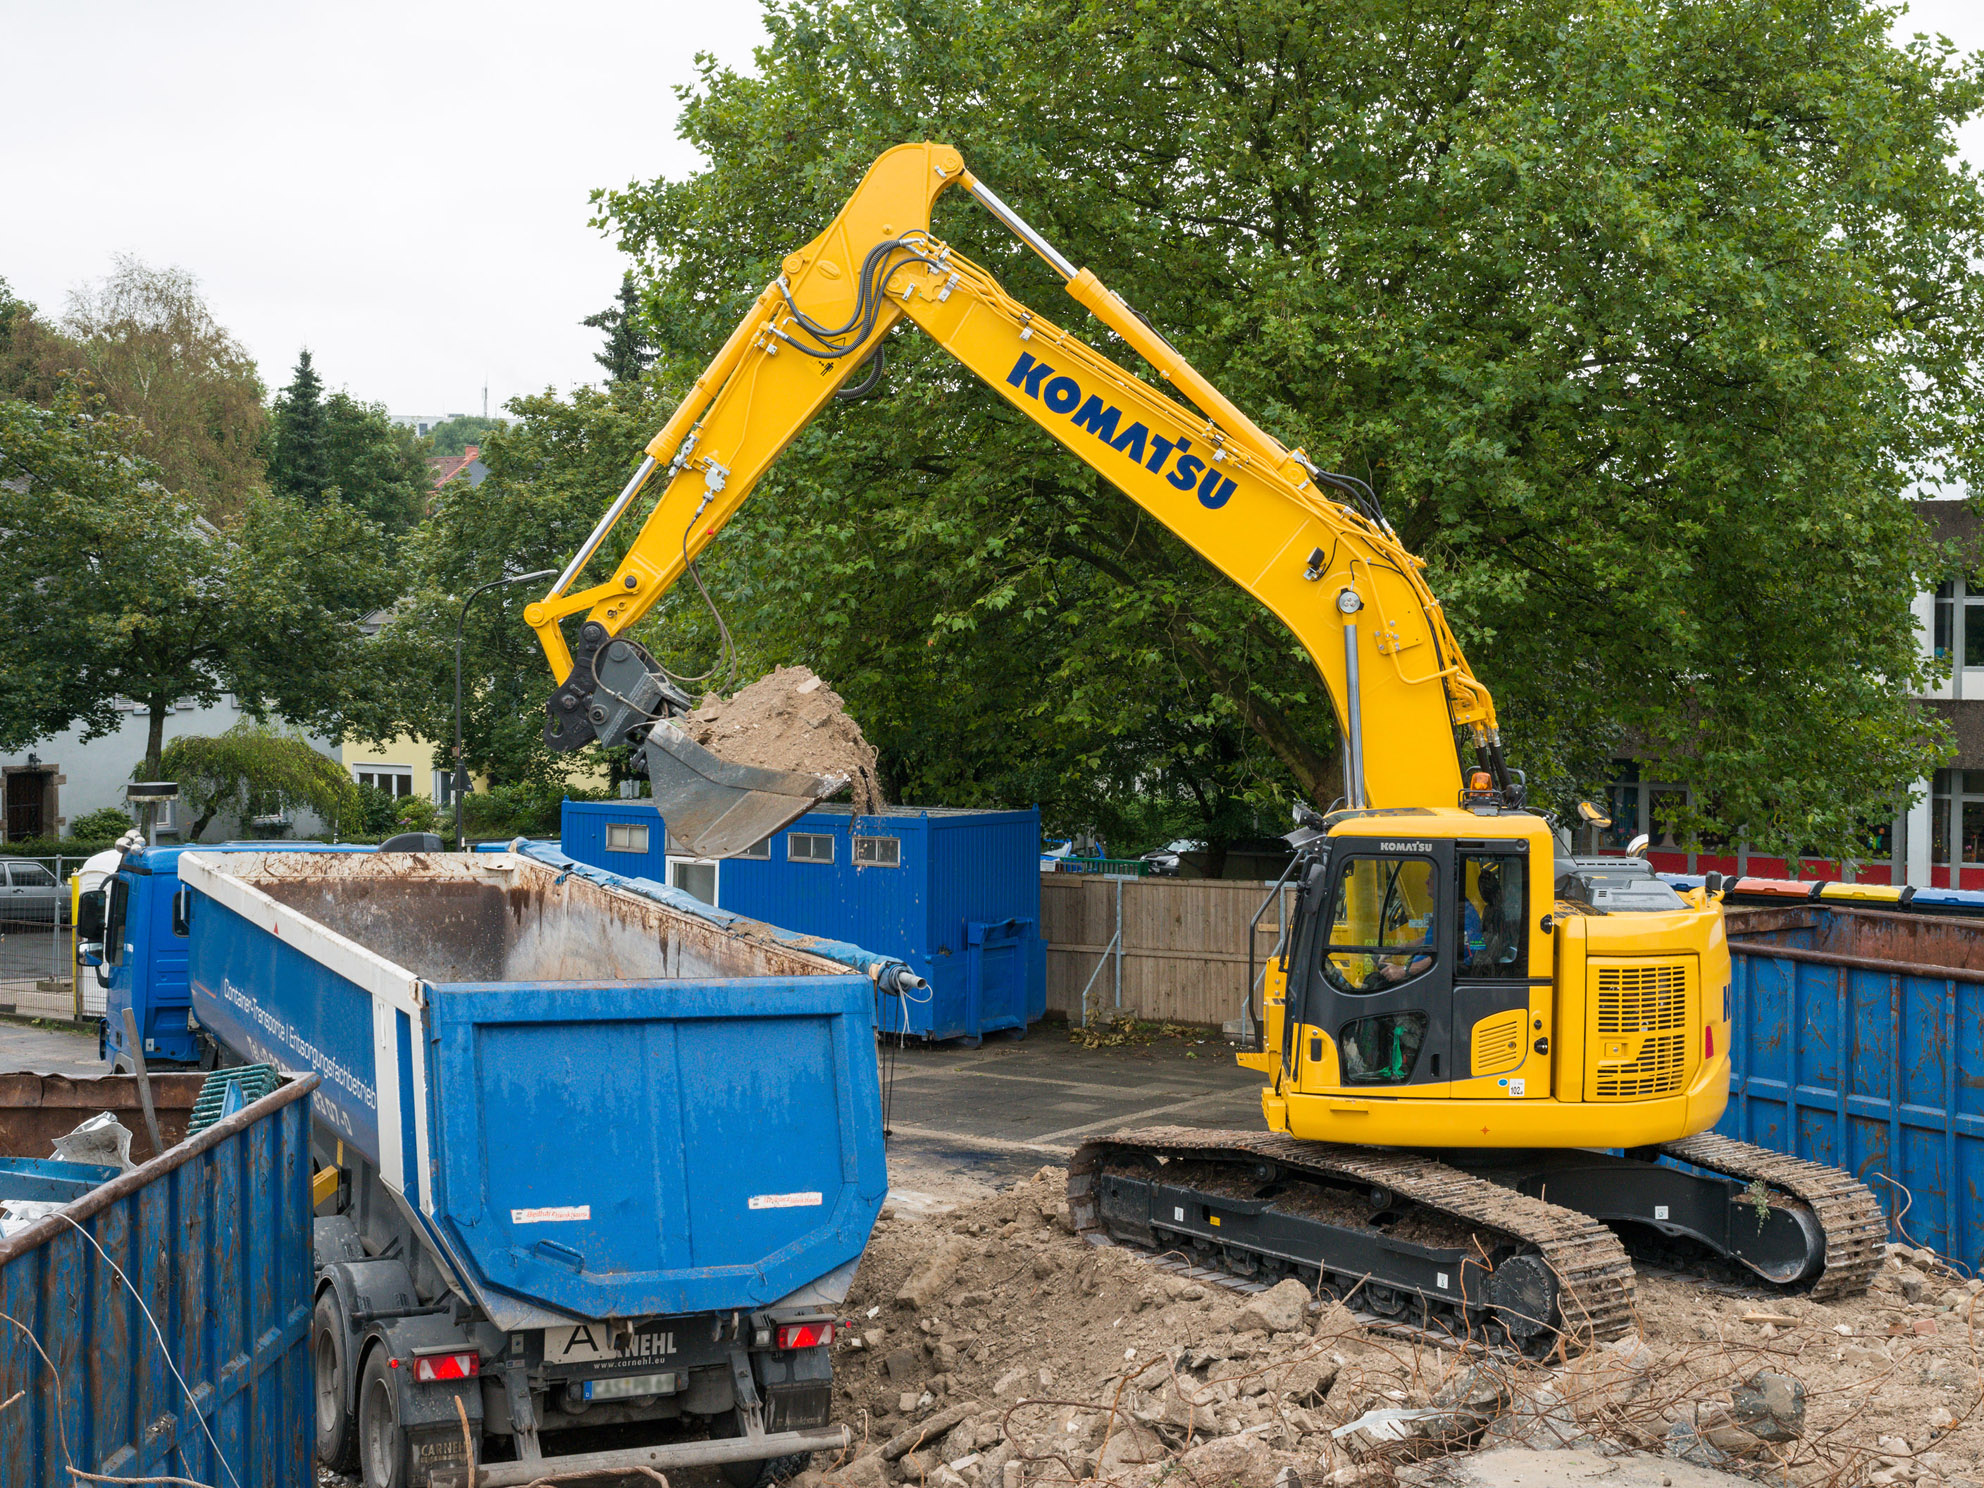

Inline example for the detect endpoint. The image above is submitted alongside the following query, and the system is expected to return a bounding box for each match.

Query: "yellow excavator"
[526,143,1884,1350]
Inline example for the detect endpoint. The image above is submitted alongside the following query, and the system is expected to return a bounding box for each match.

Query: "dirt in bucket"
[680,664,884,815]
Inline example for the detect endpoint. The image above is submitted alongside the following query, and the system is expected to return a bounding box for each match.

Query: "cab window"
[104,878,130,967]
[1457,853,1526,979]
[1323,856,1437,993]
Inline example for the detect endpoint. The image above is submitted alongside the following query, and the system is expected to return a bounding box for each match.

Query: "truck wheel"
[311,1293,358,1472]
[357,1347,413,1488]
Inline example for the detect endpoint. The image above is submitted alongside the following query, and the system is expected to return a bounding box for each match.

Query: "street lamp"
[455,569,556,851]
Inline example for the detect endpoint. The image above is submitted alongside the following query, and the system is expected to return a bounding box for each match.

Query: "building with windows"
[1593,497,1971,886]
[0,696,337,842]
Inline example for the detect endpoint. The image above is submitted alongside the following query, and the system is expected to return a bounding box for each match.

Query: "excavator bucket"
[640,721,848,859]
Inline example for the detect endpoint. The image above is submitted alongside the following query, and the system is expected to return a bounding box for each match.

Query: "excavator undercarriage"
[1070,1128,1885,1355]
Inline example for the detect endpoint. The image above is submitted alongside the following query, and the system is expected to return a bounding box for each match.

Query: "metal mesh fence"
[0,856,82,1014]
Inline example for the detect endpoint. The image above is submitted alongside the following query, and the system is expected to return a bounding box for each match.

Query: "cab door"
[1287,836,1457,1089]
[1450,841,1548,1095]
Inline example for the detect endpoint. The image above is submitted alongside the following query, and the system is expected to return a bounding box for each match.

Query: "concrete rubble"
[799,1170,1984,1488]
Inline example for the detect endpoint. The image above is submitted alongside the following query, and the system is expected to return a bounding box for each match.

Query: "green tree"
[61,257,268,520]
[322,391,429,532]
[157,723,363,840]
[0,391,403,776]
[586,0,1984,861]
[0,276,75,407]
[582,273,655,385]
[268,355,429,532]
[267,349,331,502]
[344,382,669,793]
[426,415,503,457]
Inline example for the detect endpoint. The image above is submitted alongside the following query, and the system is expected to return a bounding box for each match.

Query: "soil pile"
[681,665,884,815]
[804,1171,1984,1488]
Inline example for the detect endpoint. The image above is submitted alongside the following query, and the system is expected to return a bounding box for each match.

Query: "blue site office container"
[0,1068,317,1488]
[563,801,1046,1042]
[561,798,671,881]
[1720,901,1984,1269]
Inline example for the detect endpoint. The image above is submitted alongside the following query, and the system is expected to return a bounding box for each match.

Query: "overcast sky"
[1,1,1979,422]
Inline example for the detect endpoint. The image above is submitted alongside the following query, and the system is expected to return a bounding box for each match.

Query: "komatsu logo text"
[1005,352,1238,509]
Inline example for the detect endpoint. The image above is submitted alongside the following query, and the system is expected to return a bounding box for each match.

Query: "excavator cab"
[1267,812,1559,1123]
[1252,806,1740,1150]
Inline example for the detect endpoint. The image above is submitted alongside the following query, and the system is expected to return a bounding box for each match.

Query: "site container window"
[669,860,716,904]
[789,833,834,863]
[605,822,650,854]
[853,836,900,867]
[735,837,771,859]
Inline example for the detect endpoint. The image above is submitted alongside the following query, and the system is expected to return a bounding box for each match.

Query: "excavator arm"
[528,142,1512,853]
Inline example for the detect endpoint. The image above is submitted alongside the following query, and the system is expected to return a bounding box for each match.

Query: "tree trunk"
[144,694,167,780]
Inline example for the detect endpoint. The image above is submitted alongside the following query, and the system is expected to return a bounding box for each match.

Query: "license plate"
[545,1324,678,1365]
[584,1370,683,1401]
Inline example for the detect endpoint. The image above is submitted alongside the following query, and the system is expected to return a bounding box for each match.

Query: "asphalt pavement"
[0,1015,102,1076]
[875,1025,1264,1210]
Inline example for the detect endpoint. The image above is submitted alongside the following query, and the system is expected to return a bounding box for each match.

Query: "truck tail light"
[415,1351,480,1383]
[775,1322,834,1350]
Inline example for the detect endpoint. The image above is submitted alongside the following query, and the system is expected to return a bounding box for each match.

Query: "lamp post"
[455,569,556,851]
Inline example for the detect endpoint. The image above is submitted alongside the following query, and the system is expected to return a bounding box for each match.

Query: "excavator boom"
[527,142,1505,847]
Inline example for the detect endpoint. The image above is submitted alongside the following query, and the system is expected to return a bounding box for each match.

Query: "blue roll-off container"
[563,801,1046,1043]
[0,1068,318,1487]
[1718,900,1984,1269]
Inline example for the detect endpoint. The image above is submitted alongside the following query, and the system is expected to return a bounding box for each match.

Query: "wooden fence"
[1039,873,1294,1029]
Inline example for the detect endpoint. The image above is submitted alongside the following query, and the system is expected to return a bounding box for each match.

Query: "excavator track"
[1657,1133,1886,1300]
[1070,1128,1637,1354]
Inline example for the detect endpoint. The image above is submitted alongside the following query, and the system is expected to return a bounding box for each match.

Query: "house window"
[853,836,901,867]
[606,822,650,854]
[355,767,414,798]
[1924,768,1984,865]
[1936,582,1955,662]
[789,833,834,863]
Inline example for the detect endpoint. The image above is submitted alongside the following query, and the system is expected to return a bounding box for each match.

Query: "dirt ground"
[803,1170,1984,1488]
[681,665,883,814]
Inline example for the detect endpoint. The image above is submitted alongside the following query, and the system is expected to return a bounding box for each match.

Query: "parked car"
[1,858,67,926]
[1140,839,1203,876]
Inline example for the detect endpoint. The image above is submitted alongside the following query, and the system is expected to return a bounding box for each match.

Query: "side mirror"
[76,888,106,941]
[1704,870,1725,897]
[77,942,104,968]
[1576,800,1612,829]
[171,887,192,938]
[1627,833,1651,859]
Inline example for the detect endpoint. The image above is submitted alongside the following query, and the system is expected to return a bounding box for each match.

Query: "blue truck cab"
[79,842,375,1069]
